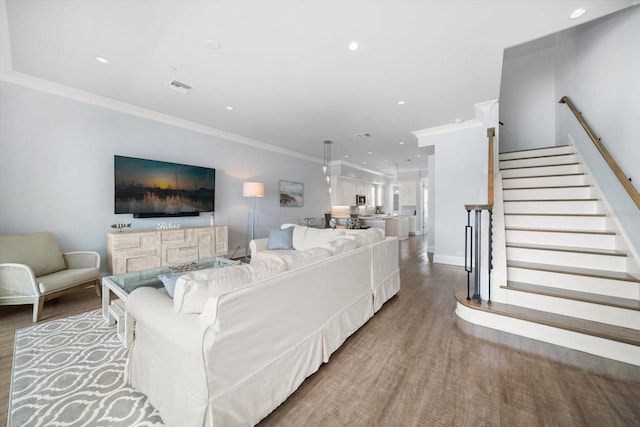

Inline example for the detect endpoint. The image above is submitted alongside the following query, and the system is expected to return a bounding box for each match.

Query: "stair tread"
[504,198,598,202]
[506,242,626,257]
[507,260,640,283]
[499,153,576,162]
[505,213,606,217]
[499,145,571,155]
[505,226,615,235]
[503,281,640,312]
[503,173,585,180]
[501,162,580,171]
[455,291,640,346]
[503,185,591,190]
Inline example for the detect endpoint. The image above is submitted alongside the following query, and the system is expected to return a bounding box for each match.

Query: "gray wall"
[557,6,640,258]
[0,81,329,269]
[556,6,640,186]
[499,36,557,152]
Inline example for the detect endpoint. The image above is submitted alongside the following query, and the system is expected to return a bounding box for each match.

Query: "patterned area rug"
[9,309,164,426]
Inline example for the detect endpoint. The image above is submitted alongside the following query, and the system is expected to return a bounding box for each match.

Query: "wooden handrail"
[487,127,495,206]
[560,96,640,209]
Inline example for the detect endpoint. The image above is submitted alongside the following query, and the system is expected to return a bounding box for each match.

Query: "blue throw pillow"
[157,272,185,298]
[267,226,294,250]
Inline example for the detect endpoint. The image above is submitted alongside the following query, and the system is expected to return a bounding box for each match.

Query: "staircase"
[456,144,640,365]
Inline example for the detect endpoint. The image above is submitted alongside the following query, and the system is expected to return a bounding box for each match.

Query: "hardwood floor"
[1,236,639,426]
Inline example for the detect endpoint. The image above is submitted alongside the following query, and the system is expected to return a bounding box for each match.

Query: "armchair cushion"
[0,232,66,276]
[38,267,101,293]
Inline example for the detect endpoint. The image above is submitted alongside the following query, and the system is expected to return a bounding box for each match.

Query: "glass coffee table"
[102,257,240,347]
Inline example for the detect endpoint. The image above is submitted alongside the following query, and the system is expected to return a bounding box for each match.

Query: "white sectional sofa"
[125,225,400,427]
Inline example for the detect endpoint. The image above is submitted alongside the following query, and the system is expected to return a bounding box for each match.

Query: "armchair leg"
[33,296,45,322]
[93,280,102,297]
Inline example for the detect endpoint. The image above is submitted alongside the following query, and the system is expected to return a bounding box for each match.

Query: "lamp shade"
[243,181,265,198]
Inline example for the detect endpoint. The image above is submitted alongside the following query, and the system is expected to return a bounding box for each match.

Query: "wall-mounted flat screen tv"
[114,155,215,218]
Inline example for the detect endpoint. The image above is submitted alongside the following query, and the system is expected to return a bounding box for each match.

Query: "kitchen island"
[359,216,409,240]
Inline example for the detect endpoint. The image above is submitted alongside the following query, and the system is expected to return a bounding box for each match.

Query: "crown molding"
[0,70,324,165]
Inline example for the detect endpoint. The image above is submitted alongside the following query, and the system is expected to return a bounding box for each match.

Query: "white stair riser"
[504,200,600,214]
[504,215,609,231]
[501,164,582,178]
[503,187,592,200]
[502,175,586,189]
[500,154,577,170]
[456,303,640,366]
[505,229,616,249]
[505,290,640,330]
[499,146,574,161]
[506,247,627,272]
[507,266,639,299]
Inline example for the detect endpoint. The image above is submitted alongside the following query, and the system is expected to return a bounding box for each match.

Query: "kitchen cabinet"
[331,177,356,206]
[399,180,417,206]
[332,177,379,207]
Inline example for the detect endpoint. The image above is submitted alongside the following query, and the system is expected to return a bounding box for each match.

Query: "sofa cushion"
[267,226,294,250]
[0,232,67,277]
[325,238,358,255]
[173,260,287,314]
[277,247,332,270]
[339,228,384,248]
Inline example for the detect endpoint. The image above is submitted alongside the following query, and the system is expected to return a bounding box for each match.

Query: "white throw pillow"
[281,224,308,250]
[173,259,286,314]
[326,238,358,255]
[173,265,254,314]
[299,227,344,250]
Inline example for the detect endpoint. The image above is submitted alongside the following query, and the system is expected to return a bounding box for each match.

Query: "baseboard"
[433,254,464,266]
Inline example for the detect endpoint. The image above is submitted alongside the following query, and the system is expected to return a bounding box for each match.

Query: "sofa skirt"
[206,292,373,426]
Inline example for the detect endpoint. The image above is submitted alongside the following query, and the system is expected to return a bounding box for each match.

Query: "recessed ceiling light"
[344,155,349,158]
[570,8,586,19]
[226,106,233,110]
[398,100,406,105]
[96,56,109,64]
[399,141,405,145]
[349,41,359,51]
[368,151,372,154]
[362,161,367,165]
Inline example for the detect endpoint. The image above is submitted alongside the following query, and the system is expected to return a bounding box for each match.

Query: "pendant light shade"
[323,140,332,191]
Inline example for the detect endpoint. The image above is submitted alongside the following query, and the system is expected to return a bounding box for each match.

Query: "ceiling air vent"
[357,132,371,138]
[167,80,192,94]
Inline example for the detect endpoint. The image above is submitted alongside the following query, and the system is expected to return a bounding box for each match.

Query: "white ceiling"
[2,0,637,175]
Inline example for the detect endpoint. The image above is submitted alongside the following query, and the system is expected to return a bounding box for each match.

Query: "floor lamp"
[243,181,265,260]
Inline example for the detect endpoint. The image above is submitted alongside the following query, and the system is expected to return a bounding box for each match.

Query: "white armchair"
[0,232,101,322]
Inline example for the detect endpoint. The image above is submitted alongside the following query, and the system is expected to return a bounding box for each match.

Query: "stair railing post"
[473,209,481,303]
[465,209,472,301]
[488,209,492,304]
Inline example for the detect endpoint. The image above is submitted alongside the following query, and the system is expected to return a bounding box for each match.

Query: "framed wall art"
[279,180,303,207]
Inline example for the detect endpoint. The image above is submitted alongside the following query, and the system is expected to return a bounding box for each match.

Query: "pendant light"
[323,140,332,192]
[395,162,399,194]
